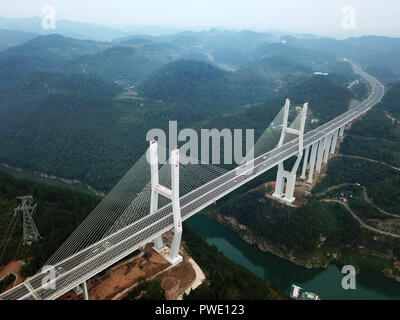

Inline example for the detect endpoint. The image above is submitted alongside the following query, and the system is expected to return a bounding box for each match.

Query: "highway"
[0,64,385,300]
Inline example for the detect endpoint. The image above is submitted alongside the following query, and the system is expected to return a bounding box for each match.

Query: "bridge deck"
[0,65,384,300]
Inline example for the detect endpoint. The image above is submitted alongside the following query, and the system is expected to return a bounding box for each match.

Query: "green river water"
[186,214,400,300]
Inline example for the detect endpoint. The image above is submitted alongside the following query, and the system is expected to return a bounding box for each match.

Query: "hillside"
[250,42,337,71]
[0,29,37,51]
[281,35,400,82]
[65,46,164,82]
[0,16,127,41]
[139,60,246,113]
[203,87,400,282]
[0,72,127,190]
[0,169,287,299]
[0,34,109,90]
[380,83,400,117]
[0,169,99,275]
[286,75,353,122]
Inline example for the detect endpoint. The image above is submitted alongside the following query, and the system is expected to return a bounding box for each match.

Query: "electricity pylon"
[14,196,41,244]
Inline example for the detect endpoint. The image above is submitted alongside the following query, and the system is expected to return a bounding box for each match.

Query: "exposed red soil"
[0,260,24,292]
[58,232,196,300]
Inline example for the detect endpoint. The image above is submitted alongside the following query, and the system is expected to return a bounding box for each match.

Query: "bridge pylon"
[272,99,308,204]
[149,140,183,266]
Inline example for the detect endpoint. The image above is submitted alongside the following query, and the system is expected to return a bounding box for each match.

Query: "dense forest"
[208,184,400,277]
[0,32,357,191]
[339,84,400,169]
[1,23,400,299]
[182,228,287,300]
[204,87,400,279]
[0,169,287,299]
[0,169,99,276]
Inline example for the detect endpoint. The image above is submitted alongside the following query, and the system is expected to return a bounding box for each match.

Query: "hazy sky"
[1,0,400,37]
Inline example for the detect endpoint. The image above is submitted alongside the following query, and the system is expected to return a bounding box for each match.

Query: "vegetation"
[182,227,287,300]
[0,29,37,51]
[380,82,400,118]
[0,274,16,292]
[65,46,164,83]
[208,184,400,278]
[123,280,165,300]
[286,75,353,122]
[2,29,398,283]
[0,169,99,276]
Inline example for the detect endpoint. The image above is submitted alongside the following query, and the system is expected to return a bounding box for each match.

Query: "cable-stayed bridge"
[0,64,384,300]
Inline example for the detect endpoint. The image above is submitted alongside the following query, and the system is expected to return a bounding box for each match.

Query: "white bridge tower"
[149,140,183,266]
[272,99,308,204]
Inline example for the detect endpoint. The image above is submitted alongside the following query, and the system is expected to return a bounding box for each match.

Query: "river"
[186,214,400,300]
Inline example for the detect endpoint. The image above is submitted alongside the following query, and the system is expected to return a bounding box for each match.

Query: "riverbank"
[204,198,400,284]
[1,163,105,197]
[186,214,400,300]
[208,211,331,269]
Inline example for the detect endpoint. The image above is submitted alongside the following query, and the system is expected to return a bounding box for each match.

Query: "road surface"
[0,64,385,300]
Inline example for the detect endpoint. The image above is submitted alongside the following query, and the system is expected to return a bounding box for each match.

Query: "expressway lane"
[0,65,384,300]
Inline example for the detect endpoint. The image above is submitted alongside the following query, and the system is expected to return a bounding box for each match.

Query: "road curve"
[0,64,385,300]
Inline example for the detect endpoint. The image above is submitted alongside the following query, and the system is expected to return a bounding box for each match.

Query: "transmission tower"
[14,196,41,244]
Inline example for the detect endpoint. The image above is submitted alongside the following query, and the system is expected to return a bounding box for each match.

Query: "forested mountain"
[65,46,164,82]
[210,46,249,68]
[0,29,37,51]
[139,60,247,113]
[116,29,274,53]
[0,34,110,90]
[0,16,128,41]
[281,35,400,82]
[0,72,125,190]
[1,26,399,298]
[0,169,99,274]
[286,75,353,121]
[250,42,338,72]
[0,30,372,192]
[0,72,121,118]
[380,82,400,117]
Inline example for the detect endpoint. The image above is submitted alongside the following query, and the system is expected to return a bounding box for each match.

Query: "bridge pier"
[323,134,332,164]
[153,236,166,253]
[315,139,326,173]
[339,126,345,138]
[300,146,310,180]
[273,165,298,204]
[82,281,89,301]
[74,281,89,300]
[307,142,318,183]
[330,130,339,154]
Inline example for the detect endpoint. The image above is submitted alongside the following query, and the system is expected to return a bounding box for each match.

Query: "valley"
[1,18,400,301]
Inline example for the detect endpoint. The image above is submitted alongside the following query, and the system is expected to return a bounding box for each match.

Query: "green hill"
[139,60,245,113]
[286,75,352,121]
[65,46,164,82]
[0,29,38,51]
[0,34,109,90]
[0,169,99,274]
[380,82,400,117]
